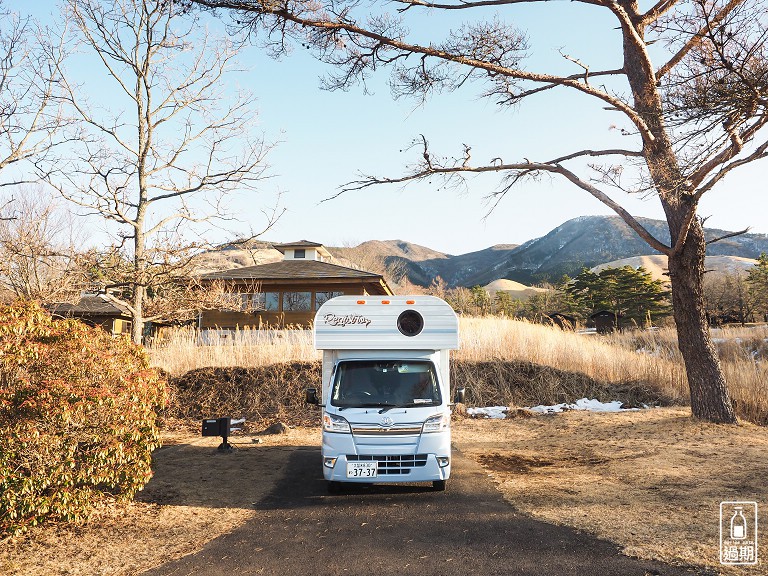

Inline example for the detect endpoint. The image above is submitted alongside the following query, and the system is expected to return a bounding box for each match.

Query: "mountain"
[190,240,282,274]
[193,215,768,290]
[464,216,768,285]
[328,241,520,287]
[327,240,452,287]
[484,279,549,300]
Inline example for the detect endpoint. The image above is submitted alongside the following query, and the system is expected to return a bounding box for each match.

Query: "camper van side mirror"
[453,387,466,404]
[305,387,320,405]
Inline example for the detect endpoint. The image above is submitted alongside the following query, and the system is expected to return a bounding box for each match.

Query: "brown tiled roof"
[49,294,132,317]
[272,240,324,249]
[200,260,383,281]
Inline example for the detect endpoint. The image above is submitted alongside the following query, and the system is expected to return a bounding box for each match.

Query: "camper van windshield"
[331,360,442,410]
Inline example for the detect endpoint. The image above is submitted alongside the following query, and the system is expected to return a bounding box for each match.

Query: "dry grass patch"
[164,362,322,425]
[150,319,768,423]
[161,360,670,425]
[454,408,768,574]
[150,327,319,376]
[610,324,768,424]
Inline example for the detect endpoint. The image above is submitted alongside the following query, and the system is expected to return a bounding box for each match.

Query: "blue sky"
[6,1,768,255]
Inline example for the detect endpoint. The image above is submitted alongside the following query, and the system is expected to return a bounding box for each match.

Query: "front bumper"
[321,430,451,483]
[323,453,450,483]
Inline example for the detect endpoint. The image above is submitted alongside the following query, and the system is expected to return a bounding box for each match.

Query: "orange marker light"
[406,300,415,305]
[356,300,366,305]
[381,300,390,304]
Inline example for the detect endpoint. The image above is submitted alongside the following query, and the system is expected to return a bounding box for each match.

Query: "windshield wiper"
[378,404,401,413]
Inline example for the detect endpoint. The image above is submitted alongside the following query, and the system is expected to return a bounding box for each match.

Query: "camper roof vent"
[397,310,424,337]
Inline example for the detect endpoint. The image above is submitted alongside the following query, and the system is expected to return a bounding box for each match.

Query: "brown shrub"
[164,359,675,428]
[165,362,322,426]
[451,359,674,409]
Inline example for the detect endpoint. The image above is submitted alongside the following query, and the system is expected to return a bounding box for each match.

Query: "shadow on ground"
[140,445,716,576]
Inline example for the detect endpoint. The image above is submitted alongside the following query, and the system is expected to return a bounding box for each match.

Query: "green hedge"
[0,302,167,536]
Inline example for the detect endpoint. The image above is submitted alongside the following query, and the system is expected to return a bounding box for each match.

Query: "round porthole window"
[397,309,424,337]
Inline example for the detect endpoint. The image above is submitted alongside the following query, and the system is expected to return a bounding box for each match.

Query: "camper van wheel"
[432,480,446,491]
[327,481,342,494]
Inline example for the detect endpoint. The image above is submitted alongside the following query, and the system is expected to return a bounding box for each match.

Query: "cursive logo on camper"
[323,313,372,328]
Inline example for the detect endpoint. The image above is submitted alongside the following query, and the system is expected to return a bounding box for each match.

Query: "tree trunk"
[667,220,737,423]
[131,220,146,346]
[131,283,144,345]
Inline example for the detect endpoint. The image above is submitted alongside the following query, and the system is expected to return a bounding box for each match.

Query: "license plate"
[346,461,378,478]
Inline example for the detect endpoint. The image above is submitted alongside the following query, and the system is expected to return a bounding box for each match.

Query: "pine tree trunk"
[667,220,736,423]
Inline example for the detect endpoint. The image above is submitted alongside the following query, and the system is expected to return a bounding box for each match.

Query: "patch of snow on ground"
[528,398,634,414]
[468,399,640,418]
[467,406,509,419]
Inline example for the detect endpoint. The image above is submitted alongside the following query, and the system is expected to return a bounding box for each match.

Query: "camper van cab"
[308,295,461,492]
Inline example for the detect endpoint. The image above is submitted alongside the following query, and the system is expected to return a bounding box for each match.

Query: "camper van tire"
[432,480,446,491]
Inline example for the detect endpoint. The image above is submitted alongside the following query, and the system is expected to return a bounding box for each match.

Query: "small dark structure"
[201,417,245,452]
[589,310,622,334]
[48,293,133,337]
[546,313,577,330]
[202,417,234,452]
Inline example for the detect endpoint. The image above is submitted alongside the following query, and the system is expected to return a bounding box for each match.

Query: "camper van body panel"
[313,296,458,488]
[314,295,459,351]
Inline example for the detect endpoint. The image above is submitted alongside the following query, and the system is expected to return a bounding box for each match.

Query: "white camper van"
[307,295,461,492]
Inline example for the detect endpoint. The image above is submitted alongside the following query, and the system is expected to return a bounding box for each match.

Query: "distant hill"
[591,255,759,282]
[484,279,548,301]
[193,215,768,290]
[327,240,451,287]
[190,241,281,274]
[327,241,521,287]
[467,216,768,285]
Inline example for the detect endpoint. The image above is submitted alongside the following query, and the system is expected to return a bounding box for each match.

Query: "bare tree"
[335,240,410,289]
[0,2,74,187]
[0,187,85,302]
[704,270,756,325]
[79,244,267,329]
[46,0,274,344]
[196,0,768,422]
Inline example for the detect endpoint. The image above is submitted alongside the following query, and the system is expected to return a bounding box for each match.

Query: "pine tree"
[566,266,671,328]
[747,253,768,320]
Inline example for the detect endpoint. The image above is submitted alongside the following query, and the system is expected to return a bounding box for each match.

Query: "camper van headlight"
[323,412,351,433]
[422,413,450,433]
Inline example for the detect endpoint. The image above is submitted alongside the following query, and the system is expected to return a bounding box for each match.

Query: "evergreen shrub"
[0,302,167,535]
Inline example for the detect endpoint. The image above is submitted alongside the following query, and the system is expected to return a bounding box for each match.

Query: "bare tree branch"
[656,0,747,79]
[706,227,751,244]
[48,0,275,343]
[0,7,78,187]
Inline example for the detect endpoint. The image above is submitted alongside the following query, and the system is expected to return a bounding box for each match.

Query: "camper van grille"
[347,454,428,475]
[351,425,423,436]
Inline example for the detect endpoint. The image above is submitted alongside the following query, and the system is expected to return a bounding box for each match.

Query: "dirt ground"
[0,428,321,576]
[455,408,768,575]
[1,408,766,575]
